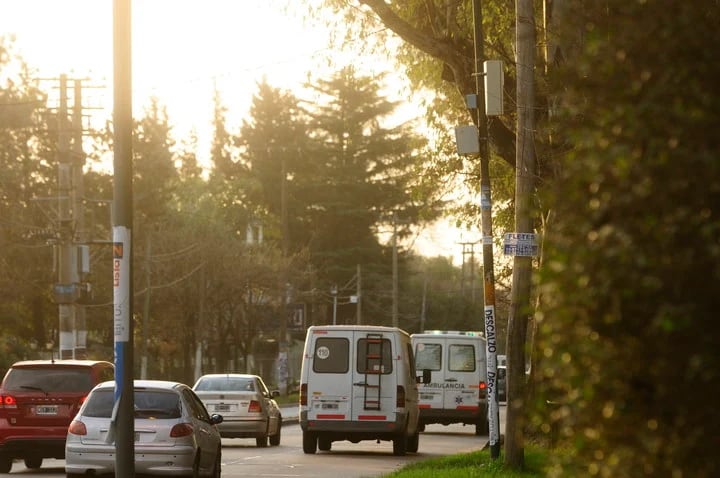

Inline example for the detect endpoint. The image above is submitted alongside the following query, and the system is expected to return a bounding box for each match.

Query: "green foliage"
[533,1,720,477]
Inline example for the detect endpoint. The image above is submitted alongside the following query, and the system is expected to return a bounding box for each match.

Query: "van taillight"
[300,383,307,406]
[396,386,406,408]
[479,381,487,398]
[248,400,262,413]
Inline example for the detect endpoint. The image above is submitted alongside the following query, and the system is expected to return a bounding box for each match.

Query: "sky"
[0,0,480,264]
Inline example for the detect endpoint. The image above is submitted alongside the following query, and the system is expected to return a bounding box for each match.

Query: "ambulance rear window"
[415,343,442,371]
[449,344,476,372]
[313,338,349,373]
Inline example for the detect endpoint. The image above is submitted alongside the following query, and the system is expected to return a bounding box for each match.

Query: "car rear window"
[194,377,255,392]
[415,343,442,371]
[3,367,93,393]
[313,337,349,373]
[83,389,182,419]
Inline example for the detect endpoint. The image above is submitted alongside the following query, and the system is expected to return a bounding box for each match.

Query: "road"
[7,405,506,477]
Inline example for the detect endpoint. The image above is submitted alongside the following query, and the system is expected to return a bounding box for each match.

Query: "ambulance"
[299,325,430,456]
[411,331,489,435]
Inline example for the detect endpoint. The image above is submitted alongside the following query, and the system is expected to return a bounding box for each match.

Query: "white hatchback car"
[192,374,282,447]
[65,380,223,477]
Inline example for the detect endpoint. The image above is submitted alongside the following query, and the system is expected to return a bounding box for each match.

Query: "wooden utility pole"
[472,0,501,460]
[505,0,537,469]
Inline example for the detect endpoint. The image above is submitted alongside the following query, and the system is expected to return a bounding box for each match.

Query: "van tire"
[407,431,419,453]
[302,431,317,454]
[256,435,268,447]
[318,436,332,451]
[392,434,408,456]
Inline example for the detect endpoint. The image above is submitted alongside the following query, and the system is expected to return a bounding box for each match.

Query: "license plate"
[420,394,435,400]
[215,404,230,412]
[35,405,58,415]
[321,403,338,410]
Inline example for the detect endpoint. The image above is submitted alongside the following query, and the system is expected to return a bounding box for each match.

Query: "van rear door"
[414,339,445,410]
[350,331,396,422]
[443,338,482,413]
[306,330,353,421]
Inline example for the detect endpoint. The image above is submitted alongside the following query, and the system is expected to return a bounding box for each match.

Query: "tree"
[0,37,58,365]
[534,1,720,476]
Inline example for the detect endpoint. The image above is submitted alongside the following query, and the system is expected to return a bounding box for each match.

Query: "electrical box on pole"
[484,60,504,116]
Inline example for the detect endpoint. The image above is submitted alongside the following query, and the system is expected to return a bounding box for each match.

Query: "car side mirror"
[271,390,280,398]
[210,413,223,425]
[417,369,431,385]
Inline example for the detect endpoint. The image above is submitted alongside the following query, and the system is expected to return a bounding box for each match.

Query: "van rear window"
[449,344,476,372]
[415,343,442,371]
[357,338,393,374]
[313,338,349,373]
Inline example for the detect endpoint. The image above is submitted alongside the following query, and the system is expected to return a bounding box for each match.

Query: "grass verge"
[381,445,549,478]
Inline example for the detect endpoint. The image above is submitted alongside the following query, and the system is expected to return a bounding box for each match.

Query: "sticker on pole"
[503,233,538,257]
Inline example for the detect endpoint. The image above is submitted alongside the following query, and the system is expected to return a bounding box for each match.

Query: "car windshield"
[3,368,93,392]
[195,377,255,392]
[83,389,182,419]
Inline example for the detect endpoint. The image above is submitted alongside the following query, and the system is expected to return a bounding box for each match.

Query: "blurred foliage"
[532,1,720,477]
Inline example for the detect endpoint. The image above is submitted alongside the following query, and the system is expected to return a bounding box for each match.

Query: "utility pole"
[392,212,399,327]
[505,0,537,468]
[71,79,87,359]
[278,150,289,395]
[56,75,75,360]
[113,0,135,474]
[472,0,501,460]
[355,264,362,325]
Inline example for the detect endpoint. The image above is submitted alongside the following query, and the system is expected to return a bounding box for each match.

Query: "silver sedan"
[65,380,223,477]
[192,374,282,447]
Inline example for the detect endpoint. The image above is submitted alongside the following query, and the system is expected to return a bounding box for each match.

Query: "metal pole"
[472,0,501,459]
[113,0,134,474]
[332,285,338,325]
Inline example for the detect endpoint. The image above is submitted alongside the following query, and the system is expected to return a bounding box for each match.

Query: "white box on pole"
[454,125,480,155]
[483,60,504,116]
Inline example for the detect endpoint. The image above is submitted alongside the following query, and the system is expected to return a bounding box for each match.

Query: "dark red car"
[0,359,114,473]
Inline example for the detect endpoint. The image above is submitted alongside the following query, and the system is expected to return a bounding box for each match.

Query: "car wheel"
[269,421,281,446]
[418,423,426,432]
[66,473,85,478]
[256,435,268,447]
[302,431,317,454]
[24,457,42,469]
[191,451,201,478]
[0,455,11,474]
[407,431,419,453]
[210,447,221,478]
[318,436,331,451]
[392,433,407,456]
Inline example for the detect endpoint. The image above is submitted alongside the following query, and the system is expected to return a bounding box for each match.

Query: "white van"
[299,325,429,456]
[411,331,489,435]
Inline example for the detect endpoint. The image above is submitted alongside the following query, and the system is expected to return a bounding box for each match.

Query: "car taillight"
[68,420,87,436]
[170,423,194,437]
[396,386,406,408]
[248,400,262,413]
[1,395,17,409]
[300,383,307,406]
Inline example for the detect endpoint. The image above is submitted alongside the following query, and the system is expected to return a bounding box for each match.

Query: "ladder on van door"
[362,333,383,410]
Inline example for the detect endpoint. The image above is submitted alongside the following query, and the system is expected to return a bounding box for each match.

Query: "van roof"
[307,325,410,337]
[412,331,486,340]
